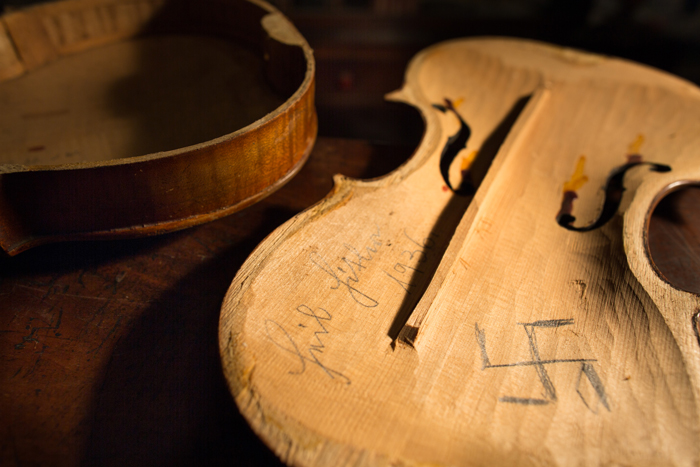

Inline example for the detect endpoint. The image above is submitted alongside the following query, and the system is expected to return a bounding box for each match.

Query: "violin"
[219,38,700,466]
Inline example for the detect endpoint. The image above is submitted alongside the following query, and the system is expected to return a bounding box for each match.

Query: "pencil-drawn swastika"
[475,319,610,413]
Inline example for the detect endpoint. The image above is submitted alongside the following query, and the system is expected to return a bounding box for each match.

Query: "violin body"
[219,38,700,466]
[0,0,315,255]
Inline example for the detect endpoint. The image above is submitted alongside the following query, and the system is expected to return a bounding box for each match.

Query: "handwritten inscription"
[266,305,350,384]
[310,225,382,307]
[383,229,437,293]
[267,225,440,381]
[476,319,610,412]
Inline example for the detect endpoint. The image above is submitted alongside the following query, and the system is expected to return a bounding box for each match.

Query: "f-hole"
[557,161,671,232]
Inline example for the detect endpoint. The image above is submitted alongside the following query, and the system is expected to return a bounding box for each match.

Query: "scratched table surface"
[1,136,699,467]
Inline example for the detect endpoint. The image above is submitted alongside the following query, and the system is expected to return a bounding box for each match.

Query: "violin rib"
[0,0,316,255]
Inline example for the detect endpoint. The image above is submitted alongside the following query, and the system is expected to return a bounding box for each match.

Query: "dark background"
[4,0,700,146]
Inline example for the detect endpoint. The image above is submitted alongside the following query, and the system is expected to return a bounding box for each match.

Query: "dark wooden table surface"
[0,137,414,467]
[1,136,698,467]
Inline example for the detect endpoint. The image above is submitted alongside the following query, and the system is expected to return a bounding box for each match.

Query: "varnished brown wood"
[220,39,700,466]
[0,0,316,255]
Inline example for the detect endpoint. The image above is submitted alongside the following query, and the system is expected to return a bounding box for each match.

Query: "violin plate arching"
[220,38,700,467]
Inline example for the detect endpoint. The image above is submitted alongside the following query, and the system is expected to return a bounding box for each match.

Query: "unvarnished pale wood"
[220,38,700,466]
[0,0,316,255]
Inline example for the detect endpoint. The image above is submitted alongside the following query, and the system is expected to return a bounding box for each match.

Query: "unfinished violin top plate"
[219,37,700,466]
[0,0,316,255]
